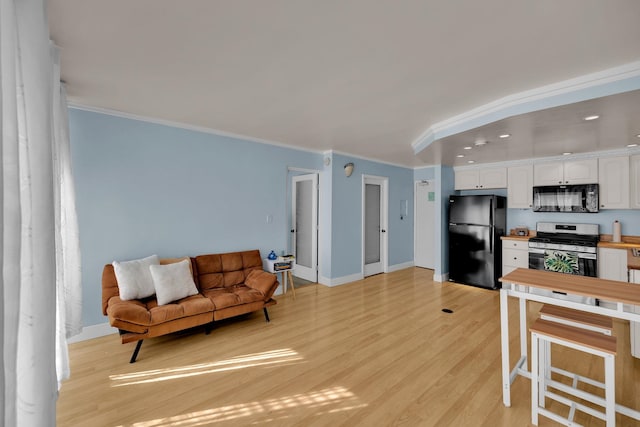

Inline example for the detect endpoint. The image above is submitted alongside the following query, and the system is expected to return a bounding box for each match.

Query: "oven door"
[529,248,597,277]
[527,248,597,305]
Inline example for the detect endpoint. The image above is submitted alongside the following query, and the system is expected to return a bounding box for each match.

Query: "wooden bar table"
[498,268,640,419]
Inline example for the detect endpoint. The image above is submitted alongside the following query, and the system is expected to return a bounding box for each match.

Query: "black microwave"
[532,184,599,213]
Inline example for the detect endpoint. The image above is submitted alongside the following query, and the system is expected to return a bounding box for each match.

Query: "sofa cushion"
[108,294,213,327]
[150,259,199,305]
[147,295,213,325]
[112,254,159,300]
[195,250,264,290]
[203,285,264,310]
[245,270,277,298]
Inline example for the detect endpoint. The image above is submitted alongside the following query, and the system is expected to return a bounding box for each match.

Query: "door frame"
[361,174,388,276]
[290,172,319,282]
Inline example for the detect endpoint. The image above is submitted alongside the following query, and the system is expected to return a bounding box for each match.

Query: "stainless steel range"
[528,222,599,277]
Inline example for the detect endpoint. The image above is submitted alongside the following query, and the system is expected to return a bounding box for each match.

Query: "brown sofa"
[102,249,278,362]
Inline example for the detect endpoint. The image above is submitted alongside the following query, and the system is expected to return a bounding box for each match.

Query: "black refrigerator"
[448,195,506,289]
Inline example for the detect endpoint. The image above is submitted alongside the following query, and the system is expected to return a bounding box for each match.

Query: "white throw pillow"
[149,259,199,305]
[112,255,160,300]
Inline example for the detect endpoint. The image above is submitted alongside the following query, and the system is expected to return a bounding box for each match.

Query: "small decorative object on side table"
[263,255,296,298]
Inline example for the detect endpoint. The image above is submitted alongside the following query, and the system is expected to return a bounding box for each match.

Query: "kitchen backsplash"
[457,188,640,236]
[507,209,640,236]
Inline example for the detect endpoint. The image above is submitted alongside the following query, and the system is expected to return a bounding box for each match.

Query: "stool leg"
[540,339,550,408]
[531,332,539,426]
[605,354,615,427]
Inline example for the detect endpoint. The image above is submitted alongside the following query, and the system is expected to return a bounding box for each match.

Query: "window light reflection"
[110,349,302,387]
[125,386,366,426]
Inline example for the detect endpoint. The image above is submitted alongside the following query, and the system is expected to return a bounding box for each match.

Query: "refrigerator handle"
[489,231,493,254]
[489,198,493,225]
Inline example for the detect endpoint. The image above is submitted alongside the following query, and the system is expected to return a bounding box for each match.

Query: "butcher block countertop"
[501,235,530,241]
[597,233,640,248]
[500,268,640,305]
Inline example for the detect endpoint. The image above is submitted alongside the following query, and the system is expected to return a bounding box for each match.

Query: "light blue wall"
[329,153,414,278]
[70,109,322,326]
[70,110,418,326]
[414,166,436,181]
[435,166,455,278]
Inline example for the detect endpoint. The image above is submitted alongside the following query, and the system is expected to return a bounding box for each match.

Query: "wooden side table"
[263,259,296,298]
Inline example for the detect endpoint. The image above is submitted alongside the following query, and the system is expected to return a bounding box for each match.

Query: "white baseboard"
[387,261,414,273]
[68,322,116,343]
[319,272,364,287]
[433,272,449,283]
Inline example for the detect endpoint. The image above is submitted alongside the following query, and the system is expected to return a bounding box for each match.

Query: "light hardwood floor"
[58,268,640,426]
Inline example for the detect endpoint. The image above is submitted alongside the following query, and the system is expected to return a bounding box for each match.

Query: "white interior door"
[363,176,388,277]
[415,180,435,269]
[292,174,318,282]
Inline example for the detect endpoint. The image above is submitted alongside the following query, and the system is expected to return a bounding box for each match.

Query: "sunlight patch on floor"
[122,386,366,426]
[110,349,303,387]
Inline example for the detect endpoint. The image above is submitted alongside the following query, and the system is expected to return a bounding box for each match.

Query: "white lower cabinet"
[597,247,628,282]
[502,239,529,276]
[597,247,628,309]
[630,269,640,359]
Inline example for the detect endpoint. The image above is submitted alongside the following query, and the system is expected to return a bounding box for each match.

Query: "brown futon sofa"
[102,249,278,362]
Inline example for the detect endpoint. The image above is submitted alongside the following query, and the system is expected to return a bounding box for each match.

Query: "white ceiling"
[47,0,640,168]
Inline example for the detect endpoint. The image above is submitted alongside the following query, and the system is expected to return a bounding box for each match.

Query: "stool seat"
[539,304,613,335]
[530,318,617,355]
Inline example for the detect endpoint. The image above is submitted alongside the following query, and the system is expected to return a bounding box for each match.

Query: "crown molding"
[68,102,325,156]
[412,61,640,155]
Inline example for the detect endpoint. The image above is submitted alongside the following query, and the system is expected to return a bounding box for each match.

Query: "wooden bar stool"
[530,318,617,426]
[538,304,614,408]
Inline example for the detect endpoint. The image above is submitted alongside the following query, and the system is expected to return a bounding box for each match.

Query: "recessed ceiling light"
[636,134,640,138]
[583,115,599,121]
[456,154,465,158]
[627,143,638,148]
[499,134,511,139]
[464,146,472,150]
[474,140,488,146]
[467,160,475,164]
[562,152,572,156]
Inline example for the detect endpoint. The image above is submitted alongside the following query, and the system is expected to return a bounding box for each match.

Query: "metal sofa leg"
[130,340,143,363]
[205,321,216,335]
[263,307,270,322]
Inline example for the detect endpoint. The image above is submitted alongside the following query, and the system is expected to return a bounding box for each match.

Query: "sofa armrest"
[245,270,278,300]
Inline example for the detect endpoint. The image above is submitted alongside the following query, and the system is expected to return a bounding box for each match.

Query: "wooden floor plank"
[57,268,640,426]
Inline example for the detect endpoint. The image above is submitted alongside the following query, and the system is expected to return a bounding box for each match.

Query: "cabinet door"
[598,156,630,209]
[533,162,564,186]
[507,165,533,208]
[478,167,507,189]
[597,247,628,281]
[454,170,479,190]
[631,155,640,209]
[631,269,640,358]
[563,158,598,184]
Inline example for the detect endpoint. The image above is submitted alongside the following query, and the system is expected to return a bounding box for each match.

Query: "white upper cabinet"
[533,162,564,186]
[455,167,507,190]
[598,156,630,209]
[507,165,533,209]
[632,154,640,209]
[534,158,598,186]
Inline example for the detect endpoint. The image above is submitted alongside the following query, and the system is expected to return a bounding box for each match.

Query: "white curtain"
[1,0,82,425]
